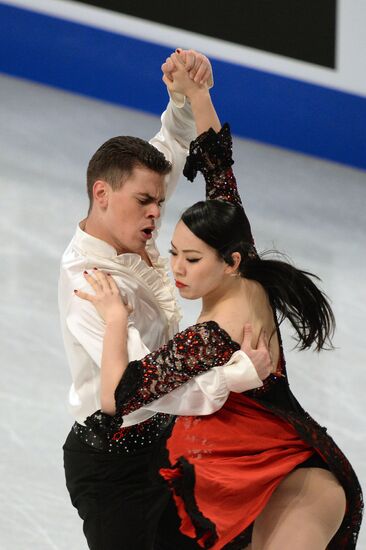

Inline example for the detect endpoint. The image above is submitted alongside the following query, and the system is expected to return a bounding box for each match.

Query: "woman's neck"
[200,277,246,319]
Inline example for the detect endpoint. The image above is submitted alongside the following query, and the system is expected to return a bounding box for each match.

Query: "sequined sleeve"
[114,320,240,416]
[183,123,255,246]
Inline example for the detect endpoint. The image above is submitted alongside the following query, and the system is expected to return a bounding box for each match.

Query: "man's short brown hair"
[87,136,172,209]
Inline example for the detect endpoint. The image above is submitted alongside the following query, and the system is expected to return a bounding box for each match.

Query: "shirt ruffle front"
[118,244,182,337]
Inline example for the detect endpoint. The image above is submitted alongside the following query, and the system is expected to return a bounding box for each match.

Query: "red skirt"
[160,392,315,549]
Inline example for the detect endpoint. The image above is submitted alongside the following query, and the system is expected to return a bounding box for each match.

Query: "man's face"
[96,166,165,255]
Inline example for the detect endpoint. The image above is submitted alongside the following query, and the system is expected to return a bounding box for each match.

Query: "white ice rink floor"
[1,73,365,549]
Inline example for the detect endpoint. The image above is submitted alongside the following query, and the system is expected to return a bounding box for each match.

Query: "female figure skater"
[77,56,363,549]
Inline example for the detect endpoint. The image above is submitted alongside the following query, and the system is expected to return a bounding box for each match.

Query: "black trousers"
[63,428,200,550]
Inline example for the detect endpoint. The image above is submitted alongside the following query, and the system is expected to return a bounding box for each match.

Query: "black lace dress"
[112,126,363,549]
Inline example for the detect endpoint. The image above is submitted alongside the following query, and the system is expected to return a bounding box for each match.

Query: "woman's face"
[169,220,229,300]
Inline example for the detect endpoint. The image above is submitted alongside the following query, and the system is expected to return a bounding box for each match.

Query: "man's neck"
[83,217,118,251]
[82,217,153,266]
[83,216,103,240]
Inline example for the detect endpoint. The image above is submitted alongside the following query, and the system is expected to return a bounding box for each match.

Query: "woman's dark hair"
[181,200,335,351]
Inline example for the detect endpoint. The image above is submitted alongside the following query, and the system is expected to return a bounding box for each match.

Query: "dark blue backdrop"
[1,3,365,170]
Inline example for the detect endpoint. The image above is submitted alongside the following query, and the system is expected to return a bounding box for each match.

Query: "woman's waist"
[171,392,307,450]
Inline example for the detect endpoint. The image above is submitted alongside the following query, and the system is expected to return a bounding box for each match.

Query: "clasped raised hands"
[162,48,212,98]
[162,48,213,86]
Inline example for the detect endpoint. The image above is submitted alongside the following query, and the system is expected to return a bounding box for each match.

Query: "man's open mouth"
[142,227,154,237]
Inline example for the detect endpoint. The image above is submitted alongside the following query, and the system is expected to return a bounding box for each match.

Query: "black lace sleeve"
[183,123,255,248]
[114,320,239,416]
[183,123,240,203]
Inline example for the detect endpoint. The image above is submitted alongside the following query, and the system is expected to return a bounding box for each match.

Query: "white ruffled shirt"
[58,99,262,427]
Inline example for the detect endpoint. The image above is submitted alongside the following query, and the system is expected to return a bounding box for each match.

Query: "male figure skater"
[60,50,269,549]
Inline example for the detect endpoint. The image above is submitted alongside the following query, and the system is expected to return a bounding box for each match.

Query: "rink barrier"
[0,2,365,170]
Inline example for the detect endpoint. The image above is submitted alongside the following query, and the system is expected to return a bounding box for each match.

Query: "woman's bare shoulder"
[197,313,244,346]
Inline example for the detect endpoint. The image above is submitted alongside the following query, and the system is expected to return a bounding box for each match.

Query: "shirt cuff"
[169,91,186,108]
[168,75,214,109]
[222,350,263,393]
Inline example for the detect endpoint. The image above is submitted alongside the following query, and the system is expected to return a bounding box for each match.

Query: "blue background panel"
[0,3,365,170]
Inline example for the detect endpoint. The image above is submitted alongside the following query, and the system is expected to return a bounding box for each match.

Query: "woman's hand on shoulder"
[74,269,132,324]
[241,324,274,381]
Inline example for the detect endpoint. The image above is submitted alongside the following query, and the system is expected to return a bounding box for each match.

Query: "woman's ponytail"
[241,255,335,351]
[181,199,335,352]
